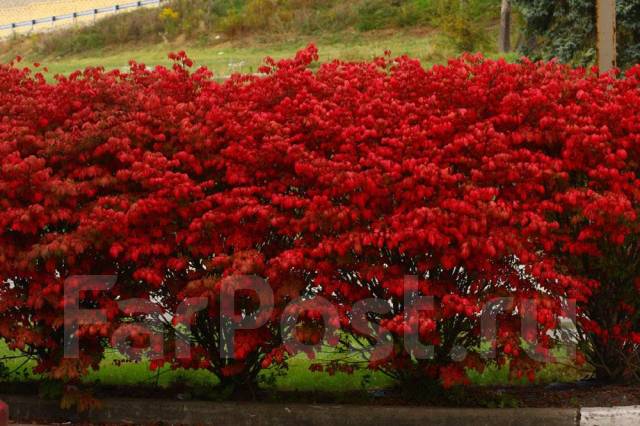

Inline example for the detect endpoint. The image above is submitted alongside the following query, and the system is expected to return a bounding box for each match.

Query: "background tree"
[514,0,640,68]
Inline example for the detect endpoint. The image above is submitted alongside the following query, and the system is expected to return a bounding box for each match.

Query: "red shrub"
[1,46,639,395]
[514,65,640,382]
[0,54,211,380]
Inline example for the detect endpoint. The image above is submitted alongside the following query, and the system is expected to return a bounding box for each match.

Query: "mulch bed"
[2,380,639,409]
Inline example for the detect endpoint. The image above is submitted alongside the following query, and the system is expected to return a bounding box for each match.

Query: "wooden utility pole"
[596,0,616,72]
[499,0,512,52]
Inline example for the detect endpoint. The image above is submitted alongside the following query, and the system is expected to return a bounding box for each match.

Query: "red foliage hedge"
[1,46,640,390]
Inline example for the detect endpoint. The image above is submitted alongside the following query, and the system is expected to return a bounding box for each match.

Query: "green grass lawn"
[0,339,585,395]
[1,29,519,79]
[0,341,393,392]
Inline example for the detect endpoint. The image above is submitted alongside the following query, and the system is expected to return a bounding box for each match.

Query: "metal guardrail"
[0,0,163,32]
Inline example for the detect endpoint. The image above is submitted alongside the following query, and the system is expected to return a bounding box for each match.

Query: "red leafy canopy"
[1,46,640,387]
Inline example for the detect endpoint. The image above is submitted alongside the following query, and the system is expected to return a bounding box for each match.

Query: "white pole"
[596,0,617,72]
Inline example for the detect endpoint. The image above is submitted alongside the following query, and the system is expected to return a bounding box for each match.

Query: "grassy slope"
[2,28,519,78]
[0,0,521,76]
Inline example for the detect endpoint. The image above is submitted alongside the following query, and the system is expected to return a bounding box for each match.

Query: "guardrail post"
[499,0,511,52]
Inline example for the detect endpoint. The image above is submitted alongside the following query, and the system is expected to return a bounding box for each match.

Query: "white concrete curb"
[581,406,640,425]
